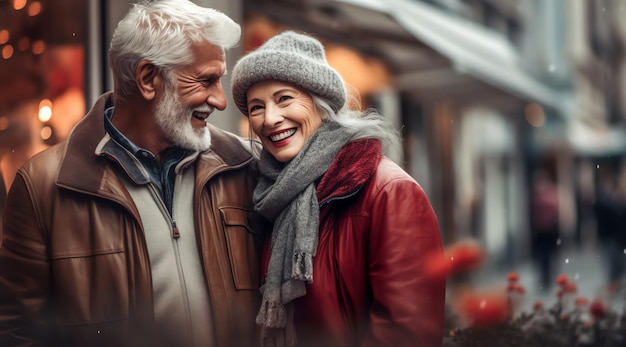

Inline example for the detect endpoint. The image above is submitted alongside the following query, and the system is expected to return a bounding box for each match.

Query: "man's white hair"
[108,0,240,96]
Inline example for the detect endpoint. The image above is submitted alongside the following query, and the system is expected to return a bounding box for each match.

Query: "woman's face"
[247,80,322,162]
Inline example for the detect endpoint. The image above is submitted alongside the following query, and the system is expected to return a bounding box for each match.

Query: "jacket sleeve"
[363,177,445,347]
[0,172,52,346]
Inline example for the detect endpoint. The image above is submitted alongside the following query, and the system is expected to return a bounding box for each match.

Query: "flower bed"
[428,240,626,347]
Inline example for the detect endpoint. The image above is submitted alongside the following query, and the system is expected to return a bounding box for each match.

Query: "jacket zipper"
[97,141,196,332]
[146,179,193,341]
[144,180,179,240]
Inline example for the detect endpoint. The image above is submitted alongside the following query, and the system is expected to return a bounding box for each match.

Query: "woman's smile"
[269,128,297,143]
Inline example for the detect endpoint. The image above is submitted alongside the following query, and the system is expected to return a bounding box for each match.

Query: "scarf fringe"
[260,305,298,347]
[260,328,298,347]
[256,299,287,328]
[291,252,313,282]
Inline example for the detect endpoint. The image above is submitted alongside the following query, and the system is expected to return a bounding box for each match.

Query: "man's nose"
[208,83,227,111]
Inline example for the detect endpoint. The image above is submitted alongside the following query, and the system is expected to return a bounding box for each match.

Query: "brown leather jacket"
[0,93,265,347]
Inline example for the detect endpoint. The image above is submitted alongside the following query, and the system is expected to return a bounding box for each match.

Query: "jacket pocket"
[219,207,265,290]
[50,250,130,325]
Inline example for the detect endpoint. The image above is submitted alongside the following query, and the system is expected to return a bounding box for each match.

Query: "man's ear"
[136,61,162,101]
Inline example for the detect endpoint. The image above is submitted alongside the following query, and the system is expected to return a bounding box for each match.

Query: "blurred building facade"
[1,0,625,270]
[236,0,626,268]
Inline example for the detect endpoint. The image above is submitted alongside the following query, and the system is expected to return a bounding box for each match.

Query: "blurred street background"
[2,0,626,315]
[476,239,626,314]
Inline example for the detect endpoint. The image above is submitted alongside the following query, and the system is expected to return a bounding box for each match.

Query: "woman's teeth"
[269,128,296,142]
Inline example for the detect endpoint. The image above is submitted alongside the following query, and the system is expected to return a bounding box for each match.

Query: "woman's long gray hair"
[312,94,401,159]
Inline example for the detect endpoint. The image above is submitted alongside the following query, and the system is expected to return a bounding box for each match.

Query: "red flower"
[457,290,509,328]
[447,241,484,274]
[507,272,519,282]
[532,300,544,312]
[565,282,578,294]
[506,283,525,294]
[424,239,484,279]
[445,240,485,275]
[575,297,589,307]
[556,274,569,286]
[590,298,607,320]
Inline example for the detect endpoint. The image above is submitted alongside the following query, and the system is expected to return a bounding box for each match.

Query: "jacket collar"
[56,92,255,195]
[56,92,115,195]
[317,139,381,207]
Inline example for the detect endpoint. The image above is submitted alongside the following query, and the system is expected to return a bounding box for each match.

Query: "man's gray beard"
[154,87,212,151]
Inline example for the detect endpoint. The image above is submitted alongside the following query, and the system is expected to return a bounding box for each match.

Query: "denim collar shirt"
[101,107,197,215]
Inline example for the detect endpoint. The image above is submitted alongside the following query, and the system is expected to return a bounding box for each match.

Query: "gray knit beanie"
[231,31,346,116]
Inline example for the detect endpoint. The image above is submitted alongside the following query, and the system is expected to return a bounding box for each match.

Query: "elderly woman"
[231,31,445,347]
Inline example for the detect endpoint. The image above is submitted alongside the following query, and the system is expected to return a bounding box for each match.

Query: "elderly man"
[0,1,265,346]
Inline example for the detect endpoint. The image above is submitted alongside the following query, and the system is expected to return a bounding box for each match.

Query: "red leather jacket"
[262,144,445,347]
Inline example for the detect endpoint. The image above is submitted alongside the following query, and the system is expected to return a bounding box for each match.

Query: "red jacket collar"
[317,139,381,206]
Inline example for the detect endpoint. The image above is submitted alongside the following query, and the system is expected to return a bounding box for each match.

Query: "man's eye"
[202,77,218,85]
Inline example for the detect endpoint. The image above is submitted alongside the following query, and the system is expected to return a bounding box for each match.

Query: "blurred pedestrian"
[231,30,446,347]
[529,169,560,292]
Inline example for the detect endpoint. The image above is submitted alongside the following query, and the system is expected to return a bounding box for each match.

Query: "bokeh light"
[38,99,53,122]
[27,1,42,16]
[1,44,14,59]
[31,40,45,54]
[0,29,9,44]
[40,125,52,140]
[0,116,9,131]
[13,0,27,11]
[525,102,545,127]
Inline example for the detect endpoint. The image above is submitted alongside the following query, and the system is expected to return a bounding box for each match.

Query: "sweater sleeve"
[363,175,445,347]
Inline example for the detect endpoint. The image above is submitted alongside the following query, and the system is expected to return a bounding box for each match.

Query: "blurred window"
[0,0,86,189]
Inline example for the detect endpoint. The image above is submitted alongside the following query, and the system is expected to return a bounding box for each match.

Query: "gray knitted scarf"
[253,121,354,347]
